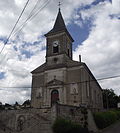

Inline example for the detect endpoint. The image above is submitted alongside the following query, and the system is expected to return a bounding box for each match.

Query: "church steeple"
[45,9,74,64]
[45,9,74,42]
[52,9,66,32]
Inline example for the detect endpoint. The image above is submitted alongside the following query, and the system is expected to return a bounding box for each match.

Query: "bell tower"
[45,9,74,65]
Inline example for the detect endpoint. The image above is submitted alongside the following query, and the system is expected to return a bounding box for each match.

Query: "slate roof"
[31,59,82,74]
[31,60,102,90]
[45,10,74,42]
[31,63,46,74]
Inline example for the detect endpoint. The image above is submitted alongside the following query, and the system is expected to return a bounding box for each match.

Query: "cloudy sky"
[0,0,120,104]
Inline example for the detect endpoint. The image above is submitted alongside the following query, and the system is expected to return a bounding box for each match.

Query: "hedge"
[52,118,89,133]
[94,110,120,129]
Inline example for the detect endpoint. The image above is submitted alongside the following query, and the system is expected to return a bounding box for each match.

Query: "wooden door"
[51,90,59,105]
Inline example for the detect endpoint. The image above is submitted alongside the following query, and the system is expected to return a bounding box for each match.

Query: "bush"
[94,110,120,129]
[113,110,120,120]
[52,118,89,133]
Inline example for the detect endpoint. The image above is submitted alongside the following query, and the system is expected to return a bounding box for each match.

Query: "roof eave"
[44,29,74,42]
[82,63,102,90]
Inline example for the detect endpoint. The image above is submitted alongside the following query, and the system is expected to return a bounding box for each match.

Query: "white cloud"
[74,1,120,94]
[0,0,120,104]
[0,38,45,103]
[0,88,31,104]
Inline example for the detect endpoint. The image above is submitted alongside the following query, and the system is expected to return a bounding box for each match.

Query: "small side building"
[31,9,103,111]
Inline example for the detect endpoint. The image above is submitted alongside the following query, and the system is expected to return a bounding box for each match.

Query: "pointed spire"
[45,7,74,42]
[53,9,66,31]
[45,9,66,35]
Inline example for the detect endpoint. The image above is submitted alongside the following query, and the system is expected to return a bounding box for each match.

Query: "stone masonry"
[0,104,98,133]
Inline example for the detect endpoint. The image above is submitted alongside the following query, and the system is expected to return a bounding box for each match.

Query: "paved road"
[101,121,120,133]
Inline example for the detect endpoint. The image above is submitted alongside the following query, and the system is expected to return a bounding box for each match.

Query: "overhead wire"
[97,75,120,81]
[0,0,52,93]
[0,0,30,55]
[0,0,52,96]
[0,0,119,91]
[12,0,51,37]
[0,0,31,69]
[0,0,51,70]
[0,0,41,69]
[12,0,42,36]
[0,0,50,60]
[0,74,120,89]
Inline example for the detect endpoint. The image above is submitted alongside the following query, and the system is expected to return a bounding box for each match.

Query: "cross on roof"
[58,2,61,11]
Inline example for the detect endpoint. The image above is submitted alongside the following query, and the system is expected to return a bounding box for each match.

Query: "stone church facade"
[0,9,103,133]
[31,9,103,110]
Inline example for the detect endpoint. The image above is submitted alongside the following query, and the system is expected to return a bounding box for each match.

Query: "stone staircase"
[0,120,14,133]
[20,113,53,133]
[0,110,53,133]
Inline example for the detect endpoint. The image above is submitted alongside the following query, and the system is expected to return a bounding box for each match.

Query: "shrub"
[52,118,89,133]
[94,110,120,129]
[113,110,120,120]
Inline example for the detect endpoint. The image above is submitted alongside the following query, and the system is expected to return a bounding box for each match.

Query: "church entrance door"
[51,90,59,105]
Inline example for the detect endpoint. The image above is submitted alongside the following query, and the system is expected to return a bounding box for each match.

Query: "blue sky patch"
[109,14,120,20]
[21,50,34,58]
[78,0,112,11]
[0,36,7,44]
[67,18,93,50]
[14,46,18,51]
[0,72,5,79]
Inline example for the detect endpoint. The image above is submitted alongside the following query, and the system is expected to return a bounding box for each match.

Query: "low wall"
[56,104,98,132]
[0,104,98,133]
[0,108,52,133]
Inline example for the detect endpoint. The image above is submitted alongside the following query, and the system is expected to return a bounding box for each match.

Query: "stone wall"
[55,104,98,132]
[56,104,87,127]
[0,108,53,133]
[0,104,98,133]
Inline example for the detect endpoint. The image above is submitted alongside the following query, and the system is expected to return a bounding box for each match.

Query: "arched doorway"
[51,90,59,105]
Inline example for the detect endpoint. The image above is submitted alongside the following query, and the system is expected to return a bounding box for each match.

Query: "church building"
[31,9,103,110]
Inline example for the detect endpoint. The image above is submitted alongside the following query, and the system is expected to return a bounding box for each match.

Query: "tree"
[103,89,120,109]
[15,101,19,105]
[0,102,2,106]
[0,102,3,110]
[22,100,30,106]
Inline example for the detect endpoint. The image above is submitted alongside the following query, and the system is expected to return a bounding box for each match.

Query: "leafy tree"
[15,101,19,105]
[22,100,30,106]
[5,103,11,107]
[0,102,4,110]
[103,89,120,109]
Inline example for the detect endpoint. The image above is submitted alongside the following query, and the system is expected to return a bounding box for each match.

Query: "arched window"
[53,45,59,53]
[53,41,59,53]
